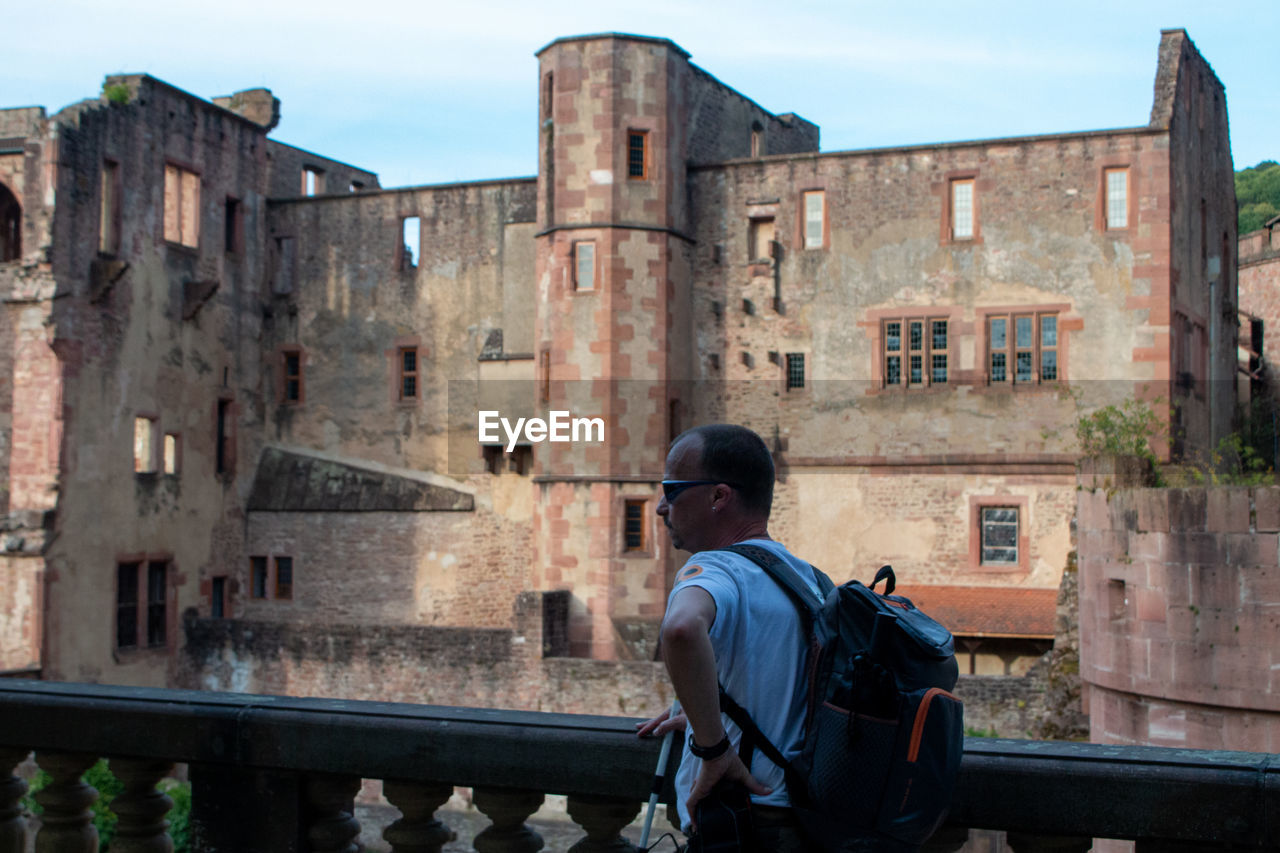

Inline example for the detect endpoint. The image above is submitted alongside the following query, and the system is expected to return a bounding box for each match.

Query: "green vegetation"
[1237,160,1280,235]
[22,759,191,851]
[964,725,999,738]
[102,83,131,105]
[1074,396,1164,467]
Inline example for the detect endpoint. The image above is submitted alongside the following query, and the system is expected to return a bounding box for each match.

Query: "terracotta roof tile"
[890,585,1058,638]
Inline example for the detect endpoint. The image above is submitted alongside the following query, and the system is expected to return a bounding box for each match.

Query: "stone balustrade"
[1,681,1277,852]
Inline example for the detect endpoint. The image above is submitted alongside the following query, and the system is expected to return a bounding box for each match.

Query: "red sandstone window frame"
[627,130,649,181]
[396,345,420,403]
[968,495,1030,573]
[281,346,304,404]
[249,556,268,599]
[800,190,827,250]
[622,498,649,554]
[978,307,1067,386]
[275,556,293,600]
[878,316,952,390]
[939,172,982,245]
[573,240,597,291]
[1099,166,1134,232]
[163,161,201,249]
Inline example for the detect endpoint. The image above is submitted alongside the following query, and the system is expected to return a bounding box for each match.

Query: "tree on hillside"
[1237,160,1280,235]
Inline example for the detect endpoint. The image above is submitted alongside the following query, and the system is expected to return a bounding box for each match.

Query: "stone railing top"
[2,681,1278,846]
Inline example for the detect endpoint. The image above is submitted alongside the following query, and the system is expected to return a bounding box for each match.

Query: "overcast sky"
[7,1,1274,188]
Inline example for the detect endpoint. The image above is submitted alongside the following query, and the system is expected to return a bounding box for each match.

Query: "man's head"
[657,424,775,553]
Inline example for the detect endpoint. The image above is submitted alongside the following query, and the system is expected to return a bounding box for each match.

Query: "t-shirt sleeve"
[670,554,739,649]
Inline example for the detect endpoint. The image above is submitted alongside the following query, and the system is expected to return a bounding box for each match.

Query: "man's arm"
[661,585,771,826]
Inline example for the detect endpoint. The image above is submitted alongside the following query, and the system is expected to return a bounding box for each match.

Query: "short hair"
[674,423,774,515]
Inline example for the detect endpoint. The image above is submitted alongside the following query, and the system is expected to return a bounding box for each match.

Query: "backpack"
[717,544,964,852]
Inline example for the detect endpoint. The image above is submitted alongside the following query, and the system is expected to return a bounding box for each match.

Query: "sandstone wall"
[1078,483,1280,752]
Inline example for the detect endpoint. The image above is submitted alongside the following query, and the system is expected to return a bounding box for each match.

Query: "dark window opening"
[542,590,571,657]
[399,347,418,400]
[224,197,242,253]
[216,399,230,474]
[0,182,20,262]
[211,576,226,619]
[146,561,167,647]
[275,556,293,600]
[284,351,301,402]
[786,353,805,390]
[116,562,140,649]
[250,556,267,599]
[627,131,648,179]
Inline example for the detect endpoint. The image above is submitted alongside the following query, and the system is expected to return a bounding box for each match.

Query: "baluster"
[33,753,99,853]
[305,774,362,853]
[382,781,455,853]
[108,759,174,853]
[921,824,970,853]
[472,788,544,853]
[566,794,640,853]
[0,749,30,853]
[1005,832,1093,853]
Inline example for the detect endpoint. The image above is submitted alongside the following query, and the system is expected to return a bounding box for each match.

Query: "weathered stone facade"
[0,30,1237,707]
[1078,481,1280,751]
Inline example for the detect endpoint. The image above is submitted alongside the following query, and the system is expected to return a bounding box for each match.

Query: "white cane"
[639,708,678,849]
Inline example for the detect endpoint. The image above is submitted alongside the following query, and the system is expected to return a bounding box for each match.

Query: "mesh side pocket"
[806,701,896,827]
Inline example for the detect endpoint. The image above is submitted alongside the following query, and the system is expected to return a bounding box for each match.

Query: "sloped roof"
[892,585,1058,639]
[248,447,473,512]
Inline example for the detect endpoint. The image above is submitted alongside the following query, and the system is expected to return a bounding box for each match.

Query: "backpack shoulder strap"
[721,543,832,628]
[714,543,828,807]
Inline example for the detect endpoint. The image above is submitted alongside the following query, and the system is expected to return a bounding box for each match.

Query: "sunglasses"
[661,479,739,502]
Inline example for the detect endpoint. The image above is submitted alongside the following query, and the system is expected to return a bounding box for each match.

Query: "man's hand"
[635,708,687,738]
[685,749,771,832]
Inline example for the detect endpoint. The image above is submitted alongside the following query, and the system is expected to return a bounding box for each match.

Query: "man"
[637,424,823,852]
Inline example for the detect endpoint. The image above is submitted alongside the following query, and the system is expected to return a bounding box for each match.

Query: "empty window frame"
[163,163,200,248]
[987,313,1058,383]
[979,507,1019,566]
[882,318,948,387]
[786,353,806,390]
[163,433,180,475]
[627,131,648,180]
[398,347,419,401]
[100,160,121,255]
[1104,168,1129,230]
[116,560,167,649]
[623,499,647,552]
[302,167,324,196]
[283,349,302,403]
[574,241,596,290]
[134,416,158,473]
[275,556,293,600]
[748,217,775,261]
[802,191,825,249]
[400,217,420,270]
[950,179,975,241]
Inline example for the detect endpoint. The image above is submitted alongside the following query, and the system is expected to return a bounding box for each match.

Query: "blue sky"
[8,1,1274,188]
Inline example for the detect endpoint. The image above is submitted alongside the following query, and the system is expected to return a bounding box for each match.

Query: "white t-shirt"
[668,539,824,830]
